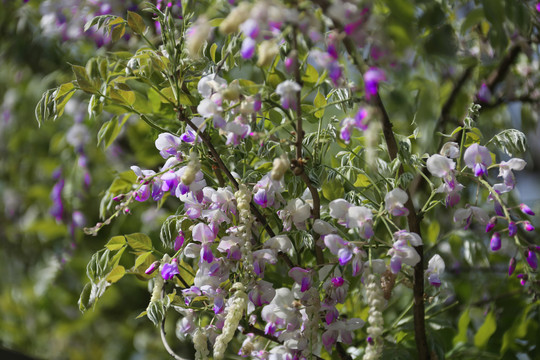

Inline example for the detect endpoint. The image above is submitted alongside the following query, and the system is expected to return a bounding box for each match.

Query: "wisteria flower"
[339,108,368,143]
[463,143,492,177]
[497,158,526,190]
[277,198,311,231]
[453,206,489,229]
[385,188,409,216]
[288,267,313,292]
[161,258,180,280]
[387,231,422,274]
[363,67,385,99]
[276,80,301,110]
[426,254,445,287]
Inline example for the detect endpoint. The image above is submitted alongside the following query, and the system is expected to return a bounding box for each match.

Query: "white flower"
[426,254,445,287]
[384,188,409,217]
[426,154,455,178]
[275,80,301,110]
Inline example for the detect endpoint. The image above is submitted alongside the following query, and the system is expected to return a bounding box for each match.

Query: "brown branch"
[290,26,324,266]
[376,94,429,360]
[437,65,475,133]
[486,44,521,93]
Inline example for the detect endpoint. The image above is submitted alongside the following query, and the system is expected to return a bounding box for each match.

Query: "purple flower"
[363,67,385,99]
[490,232,501,251]
[161,259,180,280]
[145,261,159,275]
[485,217,497,232]
[508,221,517,237]
[288,267,313,292]
[508,257,517,276]
[385,188,409,217]
[527,250,538,270]
[426,254,445,287]
[240,37,256,59]
[523,221,535,232]
[520,203,535,216]
[476,83,491,103]
[275,80,301,110]
[463,143,492,177]
[174,231,185,251]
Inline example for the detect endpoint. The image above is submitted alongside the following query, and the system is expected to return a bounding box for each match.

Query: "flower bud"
[181,152,201,186]
[490,232,501,251]
[485,217,497,232]
[523,221,535,232]
[145,261,159,275]
[517,273,528,286]
[508,257,517,276]
[222,80,241,101]
[527,250,538,270]
[508,221,517,237]
[187,17,212,58]
[519,203,535,216]
[219,3,251,34]
[257,40,278,67]
[270,154,290,181]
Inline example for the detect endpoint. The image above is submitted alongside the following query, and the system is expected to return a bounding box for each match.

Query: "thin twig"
[160,317,189,360]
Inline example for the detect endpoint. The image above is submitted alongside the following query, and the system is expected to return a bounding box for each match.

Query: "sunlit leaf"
[473,310,497,348]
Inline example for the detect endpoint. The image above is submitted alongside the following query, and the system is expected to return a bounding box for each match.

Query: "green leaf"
[210,43,218,63]
[109,17,126,42]
[501,304,532,353]
[135,311,147,319]
[147,301,166,326]
[127,11,146,34]
[105,236,127,251]
[460,8,485,34]
[313,91,326,119]
[134,252,153,270]
[426,221,440,244]
[72,65,98,94]
[353,173,371,187]
[322,178,344,201]
[78,283,92,312]
[453,307,470,345]
[106,265,125,283]
[109,88,136,106]
[473,310,497,348]
[301,64,319,84]
[126,233,153,253]
[53,83,76,120]
[488,129,528,156]
[110,247,126,268]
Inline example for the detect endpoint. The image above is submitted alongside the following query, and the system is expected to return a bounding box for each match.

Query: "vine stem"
[290,25,324,266]
[160,317,189,360]
[376,93,429,360]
